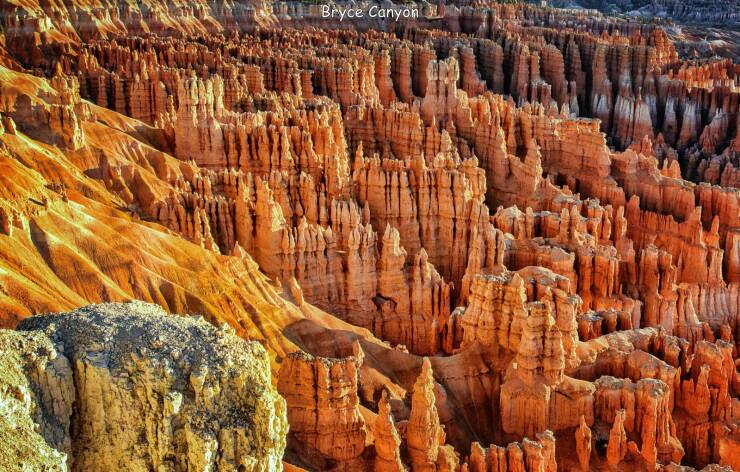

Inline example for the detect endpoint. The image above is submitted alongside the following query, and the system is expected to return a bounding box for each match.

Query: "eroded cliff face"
[0,0,739,471]
[1,302,287,472]
[277,346,368,470]
[0,329,71,472]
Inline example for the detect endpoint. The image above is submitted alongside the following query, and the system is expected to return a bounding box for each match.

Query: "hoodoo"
[0,0,738,470]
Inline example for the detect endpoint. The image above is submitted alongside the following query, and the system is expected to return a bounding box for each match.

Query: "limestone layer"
[2,302,287,472]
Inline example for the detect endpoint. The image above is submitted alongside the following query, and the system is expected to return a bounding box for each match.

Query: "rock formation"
[374,389,406,472]
[277,346,367,470]
[407,358,459,471]
[2,302,286,471]
[0,329,70,471]
[0,1,738,471]
[575,415,592,471]
[606,409,629,466]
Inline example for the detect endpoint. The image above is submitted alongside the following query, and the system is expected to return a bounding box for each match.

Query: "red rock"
[0,4,739,471]
[374,389,406,472]
[407,358,459,471]
[277,349,368,468]
[575,415,592,471]
[607,409,629,465]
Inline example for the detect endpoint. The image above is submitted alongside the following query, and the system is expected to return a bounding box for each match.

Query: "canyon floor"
[0,0,739,471]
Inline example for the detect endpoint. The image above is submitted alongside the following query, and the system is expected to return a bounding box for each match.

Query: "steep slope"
[0,63,382,365]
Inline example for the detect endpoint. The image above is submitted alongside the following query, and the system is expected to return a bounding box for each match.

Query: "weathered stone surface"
[374,389,406,472]
[277,347,367,470]
[0,329,71,472]
[407,358,449,471]
[0,2,739,471]
[7,302,287,472]
[575,415,592,471]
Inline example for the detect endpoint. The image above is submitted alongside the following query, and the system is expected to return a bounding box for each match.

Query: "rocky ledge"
[0,301,287,472]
